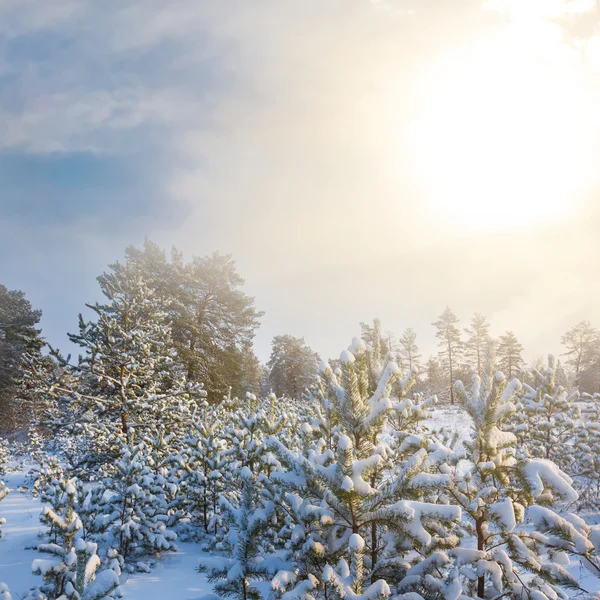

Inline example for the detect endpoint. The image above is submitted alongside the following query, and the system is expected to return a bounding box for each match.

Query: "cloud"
[1,0,599,363]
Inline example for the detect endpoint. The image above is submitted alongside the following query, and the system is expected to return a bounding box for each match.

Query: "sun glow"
[411,17,597,231]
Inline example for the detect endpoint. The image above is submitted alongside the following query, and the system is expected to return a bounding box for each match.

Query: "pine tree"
[442,344,581,599]
[510,356,582,475]
[0,284,44,432]
[267,335,318,399]
[398,328,421,372]
[182,404,228,534]
[0,437,10,475]
[239,342,263,397]
[198,466,275,600]
[573,393,600,509]
[0,477,8,539]
[497,331,524,379]
[95,439,177,563]
[561,320,598,390]
[359,320,390,357]
[0,583,11,600]
[464,313,490,377]
[124,241,264,400]
[29,476,119,599]
[47,259,203,471]
[432,307,462,404]
[269,337,461,599]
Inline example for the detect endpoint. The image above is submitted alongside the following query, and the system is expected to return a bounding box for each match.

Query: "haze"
[1,0,599,362]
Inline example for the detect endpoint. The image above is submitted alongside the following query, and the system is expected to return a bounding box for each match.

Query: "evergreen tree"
[47,258,203,470]
[0,438,10,475]
[432,307,462,404]
[239,342,263,397]
[30,476,120,600]
[423,357,445,400]
[0,477,8,539]
[442,344,581,599]
[561,320,598,390]
[464,313,490,376]
[574,393,600,509]
[497,331,524,379]
[398,328,421,372]
[95,439,178,562]
[125,241,263,399]
[198,466,274,600]
[267,335,318,399]
[359,320,390,358]
[269,337,461,599]
[0,284,44,431]
[510,356,582,475]
[182,404,228,534]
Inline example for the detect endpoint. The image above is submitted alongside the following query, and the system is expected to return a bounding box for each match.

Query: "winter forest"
[4,0,600,599]
[3,239,600,599]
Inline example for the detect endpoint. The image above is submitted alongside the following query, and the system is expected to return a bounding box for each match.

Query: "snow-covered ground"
[0,470,216,599]
[2,406,599,598]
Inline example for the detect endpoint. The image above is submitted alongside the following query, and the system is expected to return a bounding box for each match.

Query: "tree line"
[1,240,599,431]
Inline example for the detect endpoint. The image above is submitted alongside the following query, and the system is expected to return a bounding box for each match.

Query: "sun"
[410,17,596,232]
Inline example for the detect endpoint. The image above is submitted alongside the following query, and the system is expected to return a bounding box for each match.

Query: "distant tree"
[464,313,490,376]
[0,284,44,431]
[398,328,421,371]
[359,319,390,356]
[267,335,318,398]
[124,241,263,400]
[238,342,262,397]
[561,320,598,389]
[423,356,446,400]
[432,307,462,404]
[496,330,524,379]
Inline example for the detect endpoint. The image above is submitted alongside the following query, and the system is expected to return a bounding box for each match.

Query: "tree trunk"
[448,339,455,405]
[476,517,485,598]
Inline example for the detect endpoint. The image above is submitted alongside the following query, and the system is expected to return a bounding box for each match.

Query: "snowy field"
[0,406,468,598]
[2,405,599,598]
[0,471,216,599]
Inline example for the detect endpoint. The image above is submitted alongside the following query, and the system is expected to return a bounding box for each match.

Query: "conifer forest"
[3,241,600,599]
[3,1,600,599]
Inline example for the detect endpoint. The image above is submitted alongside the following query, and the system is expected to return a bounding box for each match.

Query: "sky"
[1,0,600,364]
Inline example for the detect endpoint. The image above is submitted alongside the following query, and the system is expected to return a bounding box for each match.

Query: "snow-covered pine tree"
[0,477,8,538]
[0,437,10,475]
[0,583,11,600]
[182,403,227,535]
[510,355,582,475]
[269,337,461,600]
[573,392,600,509]
[32,477,82,595]
[198,466,275,600]
[29,475,120,599]
[528,505,600,584]
[94,438,177,564]
[497,331,524,380]
[45,259,203,472]
[442,344,582,599]
[464,313,491,377]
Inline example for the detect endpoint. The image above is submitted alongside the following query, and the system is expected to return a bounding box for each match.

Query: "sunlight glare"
[410,23,595,231]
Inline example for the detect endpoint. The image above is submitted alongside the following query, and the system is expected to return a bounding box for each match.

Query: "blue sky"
[2,0,600,363]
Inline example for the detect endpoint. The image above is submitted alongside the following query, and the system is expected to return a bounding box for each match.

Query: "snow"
[339,350,355,365]
[121,545,215,599]
[1,394,599,599]
[0,470,215,600]
[0,471,45,593]
[348,534,364,551]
